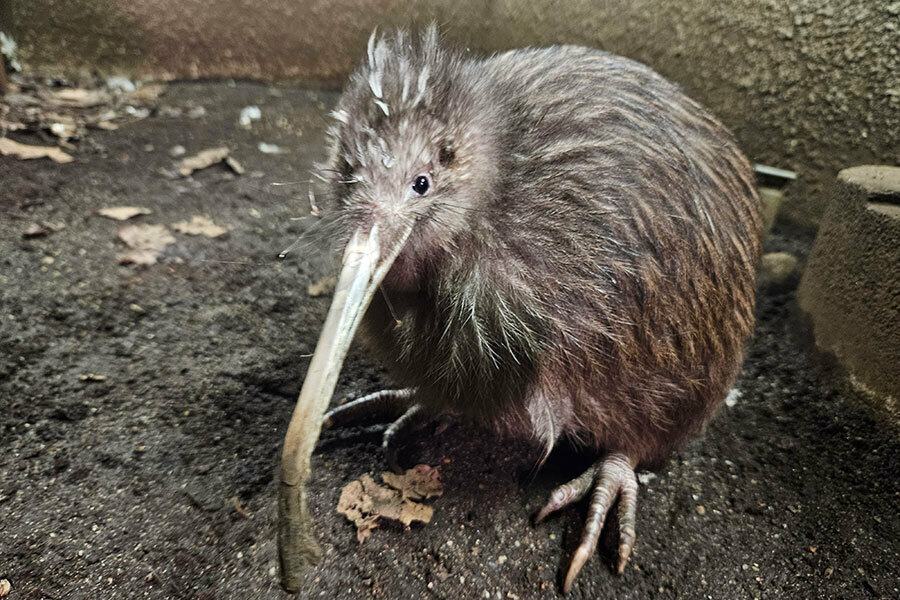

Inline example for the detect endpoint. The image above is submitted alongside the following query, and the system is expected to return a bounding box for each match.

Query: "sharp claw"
[539,453,638,592]
[533,505,552,525]
[383,444,403,474]
[616,525,636,574]
[563,544,593,594]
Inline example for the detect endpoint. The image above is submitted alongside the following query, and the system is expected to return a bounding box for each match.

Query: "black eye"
[412,174,430,196]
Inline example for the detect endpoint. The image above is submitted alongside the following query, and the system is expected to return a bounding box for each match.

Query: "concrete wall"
[3,0,898,226]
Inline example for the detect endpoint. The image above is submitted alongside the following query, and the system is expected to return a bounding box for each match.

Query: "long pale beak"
[277,222,413,592]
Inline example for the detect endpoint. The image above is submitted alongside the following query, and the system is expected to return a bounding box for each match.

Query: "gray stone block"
[798,165,900,424]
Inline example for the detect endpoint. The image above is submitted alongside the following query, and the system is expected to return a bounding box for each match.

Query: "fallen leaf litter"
[337,465,443,543]
[0,137,73,163]
[98,206,153,221]
[23,221,66,238]
[172,215,232,238]
[117,224,176,266]
[177,147,244,177]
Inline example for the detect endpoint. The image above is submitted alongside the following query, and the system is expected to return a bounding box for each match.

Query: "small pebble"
[239,105,261,127]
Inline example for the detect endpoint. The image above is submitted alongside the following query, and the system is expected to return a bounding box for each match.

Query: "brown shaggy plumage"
[323,27,761,467]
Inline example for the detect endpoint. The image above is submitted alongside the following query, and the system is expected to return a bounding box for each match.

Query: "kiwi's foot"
[322,388,430,472]
[534,452,638,594]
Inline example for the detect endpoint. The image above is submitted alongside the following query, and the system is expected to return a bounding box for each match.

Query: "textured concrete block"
[798,165,900,423]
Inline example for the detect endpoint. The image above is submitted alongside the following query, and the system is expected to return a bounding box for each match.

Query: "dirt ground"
[1,81,898,600]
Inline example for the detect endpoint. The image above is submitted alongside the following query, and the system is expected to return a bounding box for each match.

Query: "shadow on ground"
[1,82,897,600]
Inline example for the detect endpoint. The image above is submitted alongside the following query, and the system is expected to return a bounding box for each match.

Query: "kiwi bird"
[284,26,761,593]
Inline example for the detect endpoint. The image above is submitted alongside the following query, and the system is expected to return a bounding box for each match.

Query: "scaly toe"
[534,464,600,525]
[555,452,639,593]
[381,403,428,473]
[322,388,415,429]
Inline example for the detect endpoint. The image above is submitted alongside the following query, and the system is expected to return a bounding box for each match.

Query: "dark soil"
[1,82,898,600]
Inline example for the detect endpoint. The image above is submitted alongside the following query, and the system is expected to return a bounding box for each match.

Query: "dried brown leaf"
[1,119,26,132]
[44,113,82,140]
[50,121,78,139]
[178,147,230,177]
[48,88,109,108]
[98,206,152,221]
[172,215,231,238]
[117,223,175,266]
[336,468,439,543]
[93,121,119,131]
[127,84,167,103]
[23,221,66,238]
[79,373,107,382]
[0,137,74,163]
[307,275,337,297]
[224,155,245,175]
[382,464,443,501]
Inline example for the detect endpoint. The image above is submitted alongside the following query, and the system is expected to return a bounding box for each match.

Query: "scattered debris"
[106,76,137,93]
[173,215,231,238]
[239,105,261,128]
[637,471,657,485]
[0,578,10,597]
[117,223,175,266]
[258,142,285,154]
[758,252,800,291]
[1,77,167,155]
[725,388,742,408]
[98,206,152,221]
[79,373,108,382]
[127,84,167,103]
[1,115,25,132]
[0,137,74,163]
[123,105,150,119]
[23,221,66,238]
[1,31,22,72]
[382,464,444,501]
[91,119,118,131]
[232,496,250,518]
[753,163,797,182]
[186,105,206,119]
[47,88,110,109]
[1,90,38,108]
[129,304,145,313]
[307,274,337,297]
[177,147,243,177]
[47,114,81,140]
[337,466,442,543]
[224,155,245,175]
[169,144,186,158]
